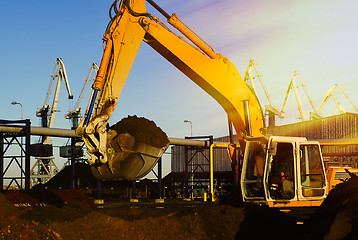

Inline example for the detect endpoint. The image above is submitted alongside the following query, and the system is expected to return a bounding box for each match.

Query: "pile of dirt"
[304,174,358,239]
[49,209,207,240]
[4,180,358,240]
[20,199,94,224]
[0,193,21,219]
[33,162,96,190]
[4,189,95,210]
[0,191,307,240]
[0,218,61,240]
[0,195,246,240]
[110,115,169,148]
[0,192,65,240]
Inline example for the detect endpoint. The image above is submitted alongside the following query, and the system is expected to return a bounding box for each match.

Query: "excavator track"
[91,115,169,181]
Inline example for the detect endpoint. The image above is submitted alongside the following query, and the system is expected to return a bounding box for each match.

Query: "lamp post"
[11,101,23,120]
[11,101,24,188]
[184,119,194,199]
[184,120,192,137]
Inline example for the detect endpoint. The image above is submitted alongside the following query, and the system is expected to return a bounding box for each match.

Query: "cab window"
[299,144,325,197]
[243,142,265,198]
[267,142,295,200]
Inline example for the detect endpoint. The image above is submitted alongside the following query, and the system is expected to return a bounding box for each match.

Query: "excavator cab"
[240,138,267,201]
[241,136,327,206]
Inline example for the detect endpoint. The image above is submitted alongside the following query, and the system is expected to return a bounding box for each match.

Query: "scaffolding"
[183,136,214,199]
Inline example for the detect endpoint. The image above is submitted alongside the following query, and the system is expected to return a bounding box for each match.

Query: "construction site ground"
[1,175,358,240]
[0,195,293,240]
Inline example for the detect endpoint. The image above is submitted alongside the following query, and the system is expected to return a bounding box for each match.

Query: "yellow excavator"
[76,0,336,208]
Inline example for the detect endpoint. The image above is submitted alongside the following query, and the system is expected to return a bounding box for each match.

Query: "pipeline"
[2,125,357,146]
[0,125,239,147]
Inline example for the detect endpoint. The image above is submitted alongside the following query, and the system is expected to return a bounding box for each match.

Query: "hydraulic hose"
[124,0,151,17]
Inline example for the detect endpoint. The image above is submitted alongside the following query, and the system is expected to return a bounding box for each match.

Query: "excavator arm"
[141,17,264,138]
[77,0,265,181]
[77,0,148,165]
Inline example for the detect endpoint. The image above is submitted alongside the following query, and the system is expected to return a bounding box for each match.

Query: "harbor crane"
[243,59,283,127]
[280,71,317,121]
[311,84,358,119]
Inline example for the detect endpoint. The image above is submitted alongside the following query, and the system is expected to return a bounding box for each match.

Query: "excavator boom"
[77,0,262,181]
[142,18,264,139]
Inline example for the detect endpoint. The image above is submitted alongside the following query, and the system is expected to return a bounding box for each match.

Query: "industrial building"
[267,113,358,168]
[167,113,358,199]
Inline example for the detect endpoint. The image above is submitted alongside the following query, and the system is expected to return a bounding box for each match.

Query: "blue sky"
[1,0,358,176]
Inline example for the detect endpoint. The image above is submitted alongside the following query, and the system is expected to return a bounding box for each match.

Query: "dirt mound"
[7,195,354,240]
[50,210,204,240]
[305,173,358,239]
[4,189,95,210]
[0,218,62,240]
[0,193,21,219]
[48,203,245,240]
[110,115,169,148]
[20,199,94,224]
[0,191,94,240]
[0,199,247,240]
[33,162,96,190]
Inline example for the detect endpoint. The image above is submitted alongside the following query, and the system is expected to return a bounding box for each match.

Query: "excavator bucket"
[91,116,170,181]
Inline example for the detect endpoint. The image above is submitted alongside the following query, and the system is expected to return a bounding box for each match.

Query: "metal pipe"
[0,125,242,147]
[168,138,238,147]
[2,125,355,146]
[209,143,230,202]
[209,144,215,201]
[0,125,78,138]
[157,157,162,199]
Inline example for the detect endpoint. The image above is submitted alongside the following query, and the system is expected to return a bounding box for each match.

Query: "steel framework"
[184,135,213,199]
[0,119,31,190]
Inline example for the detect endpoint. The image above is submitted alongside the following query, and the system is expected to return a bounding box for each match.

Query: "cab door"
[264,140,297,201]
[241,140,267,201]
[297,143,326,200]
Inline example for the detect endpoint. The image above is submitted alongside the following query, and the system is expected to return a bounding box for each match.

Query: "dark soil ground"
[2,178,358,240]
[0,193,299,240]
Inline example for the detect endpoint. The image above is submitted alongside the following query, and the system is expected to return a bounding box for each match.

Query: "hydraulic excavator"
[76,0,334,207]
